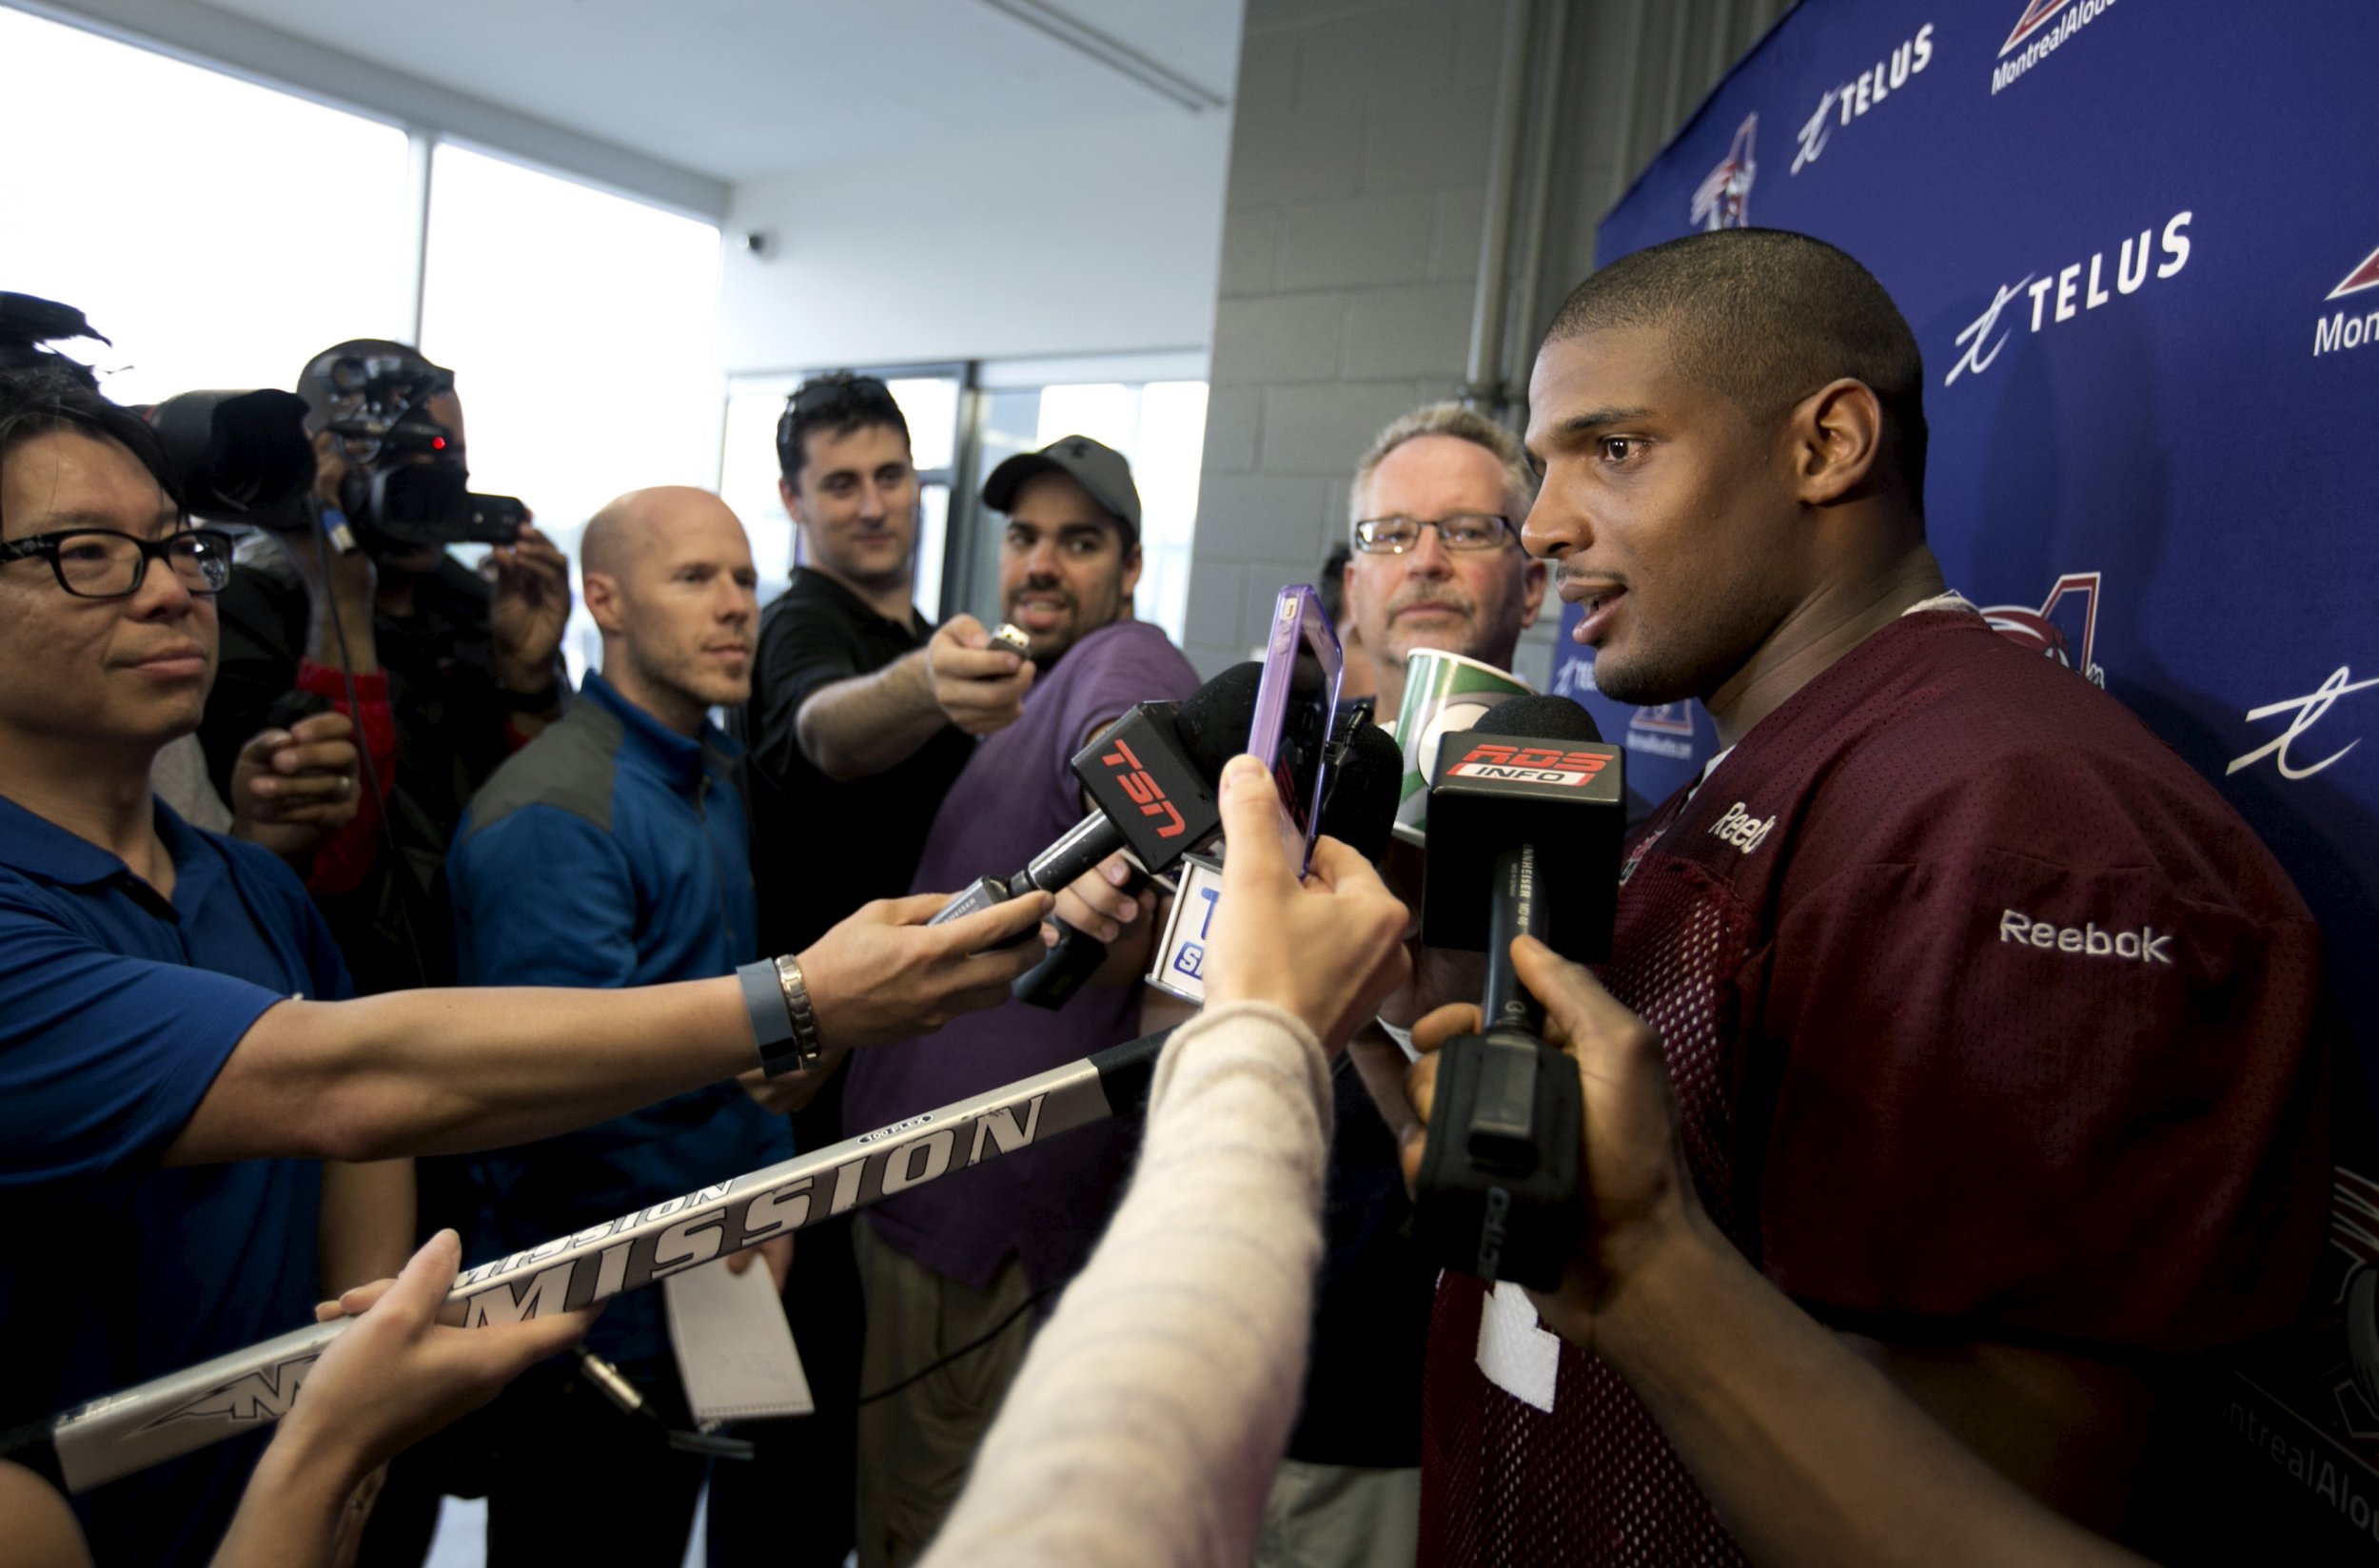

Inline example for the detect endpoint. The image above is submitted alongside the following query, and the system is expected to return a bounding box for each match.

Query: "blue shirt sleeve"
[0,879,284,1187]
[450,806,640,988]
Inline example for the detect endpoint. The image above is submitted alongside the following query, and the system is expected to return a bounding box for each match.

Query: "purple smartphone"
[1248,582,1346,874]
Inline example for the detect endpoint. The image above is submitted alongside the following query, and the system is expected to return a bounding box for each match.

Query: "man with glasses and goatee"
[1255,402,1547,1568]
[1337,402,1547,719]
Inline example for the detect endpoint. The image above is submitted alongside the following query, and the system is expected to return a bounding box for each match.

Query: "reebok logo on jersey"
[1708,801,1776,854]
[1998,909,2173,965]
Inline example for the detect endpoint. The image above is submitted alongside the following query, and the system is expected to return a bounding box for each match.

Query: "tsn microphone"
[1023,696,1403,1009]
[929,663,1267,932]
[1411,695,1623,1290]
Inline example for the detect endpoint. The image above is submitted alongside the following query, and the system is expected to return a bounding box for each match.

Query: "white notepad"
[663,1257,815,1424]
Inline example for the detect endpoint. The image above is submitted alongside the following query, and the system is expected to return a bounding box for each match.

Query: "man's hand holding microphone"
[927,614,1036,736]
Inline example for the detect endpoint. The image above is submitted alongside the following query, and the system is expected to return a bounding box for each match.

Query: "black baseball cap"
[981,435,1142,543]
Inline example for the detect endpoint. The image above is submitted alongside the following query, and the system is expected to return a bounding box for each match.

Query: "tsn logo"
[1448,743,1611,788]
[1099,738,1188,838]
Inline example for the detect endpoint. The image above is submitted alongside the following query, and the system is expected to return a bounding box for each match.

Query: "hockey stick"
[5,1029,1169,1495]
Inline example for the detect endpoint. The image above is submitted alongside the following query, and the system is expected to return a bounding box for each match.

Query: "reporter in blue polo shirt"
[0,365,1053,1565]
[448,487,799,1564]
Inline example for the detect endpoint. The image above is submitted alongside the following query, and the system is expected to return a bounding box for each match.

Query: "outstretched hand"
[796,888,1053,1049]
[1402,936,1710,1352]
[1203,754,1411,1052]
[927,615,1034,736]
[285,1230,592,1486]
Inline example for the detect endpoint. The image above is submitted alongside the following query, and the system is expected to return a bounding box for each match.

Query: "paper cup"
[1390,649,1534,844]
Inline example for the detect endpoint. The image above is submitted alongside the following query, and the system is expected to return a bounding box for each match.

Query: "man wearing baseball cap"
[975,433,1147,666]
[840,434,1199,1568]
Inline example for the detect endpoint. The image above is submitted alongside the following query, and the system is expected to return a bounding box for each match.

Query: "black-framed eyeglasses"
[0,528,235,598]
[1351,513,1514,554]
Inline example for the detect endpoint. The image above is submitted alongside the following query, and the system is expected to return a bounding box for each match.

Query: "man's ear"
[1119,539,1144,601]
[777,476,806,527]
[582,571,626,636]
[1790,378,1885,507]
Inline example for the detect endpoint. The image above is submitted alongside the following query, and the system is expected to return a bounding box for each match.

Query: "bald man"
[445,486,794,1564]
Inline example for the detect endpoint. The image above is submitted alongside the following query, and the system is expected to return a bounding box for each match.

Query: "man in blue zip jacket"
[448,485,804,1565]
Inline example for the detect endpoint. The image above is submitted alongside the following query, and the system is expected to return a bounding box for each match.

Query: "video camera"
[144,388,316,530]
[305,348,526,553]
[0,292,521,552]
[147,369,522,550]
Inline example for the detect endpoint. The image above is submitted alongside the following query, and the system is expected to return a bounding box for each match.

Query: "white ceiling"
[193,0,1244,183]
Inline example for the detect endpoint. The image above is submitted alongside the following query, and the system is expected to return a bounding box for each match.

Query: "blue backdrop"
[1550,0,2379,1551]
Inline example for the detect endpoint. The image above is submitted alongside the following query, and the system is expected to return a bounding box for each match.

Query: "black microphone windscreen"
[1318,721,1403,862]
[1174,661,1267,775]
[1471,694,1603,746]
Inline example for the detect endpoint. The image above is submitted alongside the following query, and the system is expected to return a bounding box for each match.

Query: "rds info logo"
[2314,243,2379,359]
[1691,115,1758,231]
[1982,573,2106,688]
[1944,212,2192,386]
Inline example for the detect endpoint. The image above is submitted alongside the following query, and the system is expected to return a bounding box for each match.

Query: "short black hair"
[777,371,911,485]
[0,363,184,535]
[1548,229,1928,507]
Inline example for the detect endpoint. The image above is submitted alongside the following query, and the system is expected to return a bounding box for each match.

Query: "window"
[0,10,723,683]
[0,8,412,402]
[419,144,721,677]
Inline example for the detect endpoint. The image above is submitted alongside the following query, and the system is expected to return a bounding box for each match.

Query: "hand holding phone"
[1248,583,1345,876]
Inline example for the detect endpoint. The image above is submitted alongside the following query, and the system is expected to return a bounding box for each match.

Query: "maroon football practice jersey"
[1419,609,2330,1567]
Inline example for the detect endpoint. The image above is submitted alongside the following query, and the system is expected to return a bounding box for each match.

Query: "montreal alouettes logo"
[1992,0,2116,94]
[2000,0,2076,54]
[1691,115,1757,231]
[1982,572,2105,687]
[2313,243,2379,358]
[2330,245,2379,301]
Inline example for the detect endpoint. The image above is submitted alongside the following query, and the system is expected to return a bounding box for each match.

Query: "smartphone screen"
[1247,583,1345,874]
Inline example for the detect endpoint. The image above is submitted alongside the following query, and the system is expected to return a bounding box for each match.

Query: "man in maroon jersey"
[1412,229,2330,1565]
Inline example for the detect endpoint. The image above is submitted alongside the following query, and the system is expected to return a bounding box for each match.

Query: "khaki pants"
[854,1218,1037,1568]
[1256,1460,1423,1568]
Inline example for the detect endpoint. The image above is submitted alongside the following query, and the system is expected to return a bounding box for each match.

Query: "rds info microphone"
[1411,695,1623,1290]
[930,663,1266,932]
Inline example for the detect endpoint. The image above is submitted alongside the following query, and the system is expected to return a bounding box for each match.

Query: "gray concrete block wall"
[1184,0,1788,682]
[1182,0,1510,678]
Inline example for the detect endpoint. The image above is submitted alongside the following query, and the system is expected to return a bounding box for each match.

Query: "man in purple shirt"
[841,436,1197,1568]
